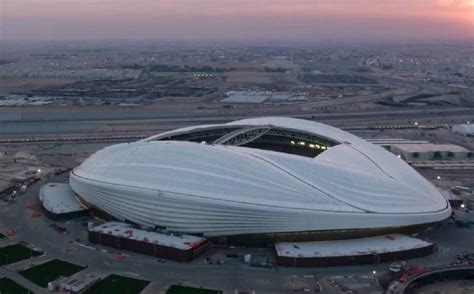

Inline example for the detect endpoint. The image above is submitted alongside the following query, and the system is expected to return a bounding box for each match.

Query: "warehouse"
[452,124,474,136]
[389,143,471,161]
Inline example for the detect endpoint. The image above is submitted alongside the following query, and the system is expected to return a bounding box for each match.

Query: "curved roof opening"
[152,125,339,158]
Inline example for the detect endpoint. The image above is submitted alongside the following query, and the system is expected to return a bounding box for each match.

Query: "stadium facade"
[69,117,451,241]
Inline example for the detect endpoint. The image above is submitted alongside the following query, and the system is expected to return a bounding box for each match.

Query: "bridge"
[386,264,474,294]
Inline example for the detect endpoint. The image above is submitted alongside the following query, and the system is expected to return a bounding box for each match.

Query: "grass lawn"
[0,244,43,266]
[84,274,150,294]
[19,259,86,288]
[0,277,32,294]
[166,285,223,294]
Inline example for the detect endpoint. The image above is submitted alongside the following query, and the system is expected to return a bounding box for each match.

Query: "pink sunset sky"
[1,0,473,42]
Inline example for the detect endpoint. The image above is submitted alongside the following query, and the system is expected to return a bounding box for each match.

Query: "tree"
[433,151,442,159]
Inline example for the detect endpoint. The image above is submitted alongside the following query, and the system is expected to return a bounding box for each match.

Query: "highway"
[0,107,472,138]
[387,264,474,294]
[0,106,471,123]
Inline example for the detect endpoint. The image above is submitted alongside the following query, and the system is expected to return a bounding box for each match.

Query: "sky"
[1,0,473,42]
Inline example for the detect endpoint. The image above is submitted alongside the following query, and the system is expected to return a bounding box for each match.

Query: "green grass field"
[83,274,150,294]
[19,259,86,288]
[0,244,43,266]
[166,285,223,294]
[0,277,31,294]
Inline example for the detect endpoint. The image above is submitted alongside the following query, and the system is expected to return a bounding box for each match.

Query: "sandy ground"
[0,78,76,92]
[224,71,282,84]
[38,142,112,169]
[0,142,108,191]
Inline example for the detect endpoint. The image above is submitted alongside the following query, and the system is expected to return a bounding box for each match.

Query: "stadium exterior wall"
[70,117,452,238]
[220,223,433,247]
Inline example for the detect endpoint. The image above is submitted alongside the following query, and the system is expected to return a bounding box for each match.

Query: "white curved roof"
[70,117,450,236]
[39,182,87,214]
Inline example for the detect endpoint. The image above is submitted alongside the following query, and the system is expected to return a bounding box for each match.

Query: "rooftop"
[275,234,432,258]
[222,91,271,104]
[390,143,470,153]
[453,124,474,134]
[89,222,207,250]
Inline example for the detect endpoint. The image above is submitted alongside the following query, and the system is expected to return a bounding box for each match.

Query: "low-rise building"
[88,222,210,262]
[452,124,474,137]
[389,143,472,161]
[275,234,434,267]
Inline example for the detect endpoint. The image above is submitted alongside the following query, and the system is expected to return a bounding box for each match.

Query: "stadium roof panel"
[39,182,87,214]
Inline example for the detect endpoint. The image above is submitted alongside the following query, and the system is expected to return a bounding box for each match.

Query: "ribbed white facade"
[69,117,451,237]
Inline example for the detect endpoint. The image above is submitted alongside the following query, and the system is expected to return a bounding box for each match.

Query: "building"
[49,273,100,293]
[452,124,474,137]
[389,143,472,161]
[88,222,210,262]
[222,91,272,104]
[275,234,434,267]
[70,117,451,241]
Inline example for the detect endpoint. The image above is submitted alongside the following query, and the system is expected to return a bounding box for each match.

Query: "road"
[0,174,387,293]
[0,266,48,294]
[0,107,472,138]
[387,265,474,294]
[0,100,472,292]
[0,171,473,293]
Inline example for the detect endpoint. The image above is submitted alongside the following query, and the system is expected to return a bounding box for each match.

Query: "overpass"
[386,264,474,294]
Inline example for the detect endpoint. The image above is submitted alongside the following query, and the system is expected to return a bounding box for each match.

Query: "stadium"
[69,117,451,242]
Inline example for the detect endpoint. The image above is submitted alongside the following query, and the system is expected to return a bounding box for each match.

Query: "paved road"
[0,107,472,137]
[0,85,401,123]
[387,265,474,294]
[0,174,387,293]
[0,266,48,294]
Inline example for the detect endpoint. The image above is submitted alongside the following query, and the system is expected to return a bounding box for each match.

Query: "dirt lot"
[0,78,76,92]
[224,70,282,84]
